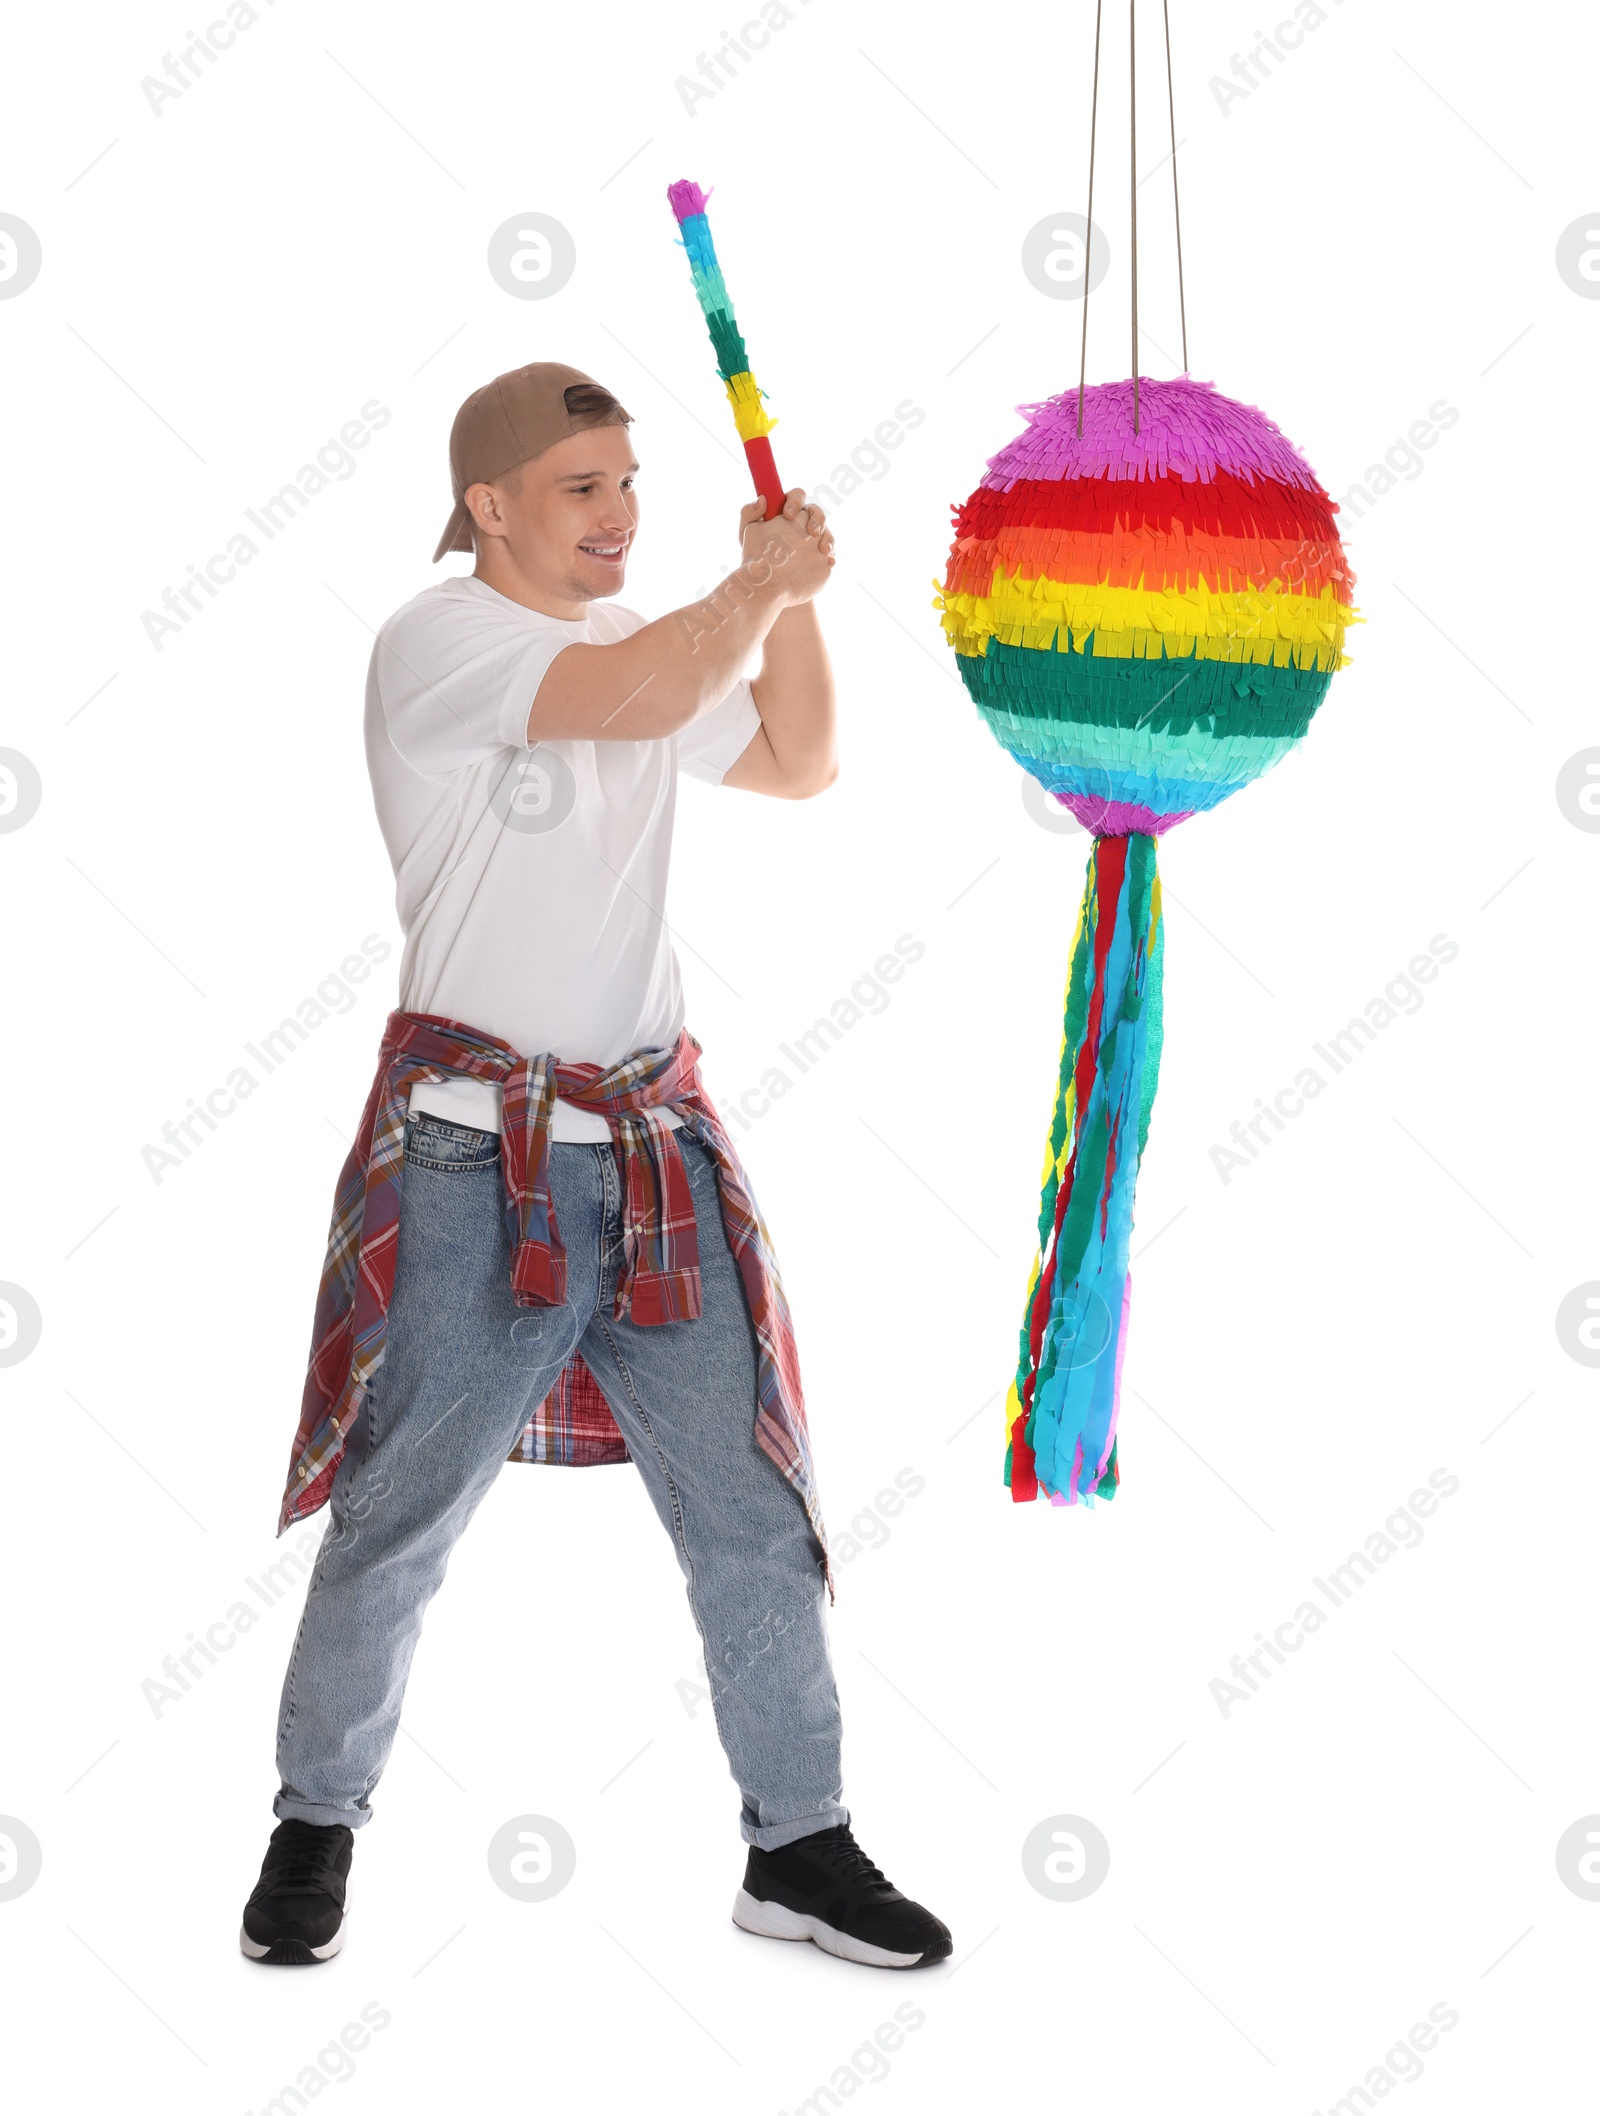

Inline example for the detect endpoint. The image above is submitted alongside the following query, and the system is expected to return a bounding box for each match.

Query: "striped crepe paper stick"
[666,179,786,522]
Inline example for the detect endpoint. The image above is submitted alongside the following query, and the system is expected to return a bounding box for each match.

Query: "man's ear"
[465,481,505,541]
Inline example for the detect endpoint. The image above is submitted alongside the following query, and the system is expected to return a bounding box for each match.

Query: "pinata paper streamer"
[937,375,1357,1506]
[666,179,786,521]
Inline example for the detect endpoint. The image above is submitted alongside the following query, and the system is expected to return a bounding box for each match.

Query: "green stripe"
[704,307,749,380]
[1137,871,1165,1163]
[960,637,1332,741]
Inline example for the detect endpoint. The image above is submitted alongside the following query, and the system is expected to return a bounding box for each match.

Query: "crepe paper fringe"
[973,706,1306,795]
[983,376,1330,493]
[666,179,743,373]
[949,467,1354,610]
[940,577,1353,672]
[724,370,775,444]
[1006,834,1164,1507]
[666,177,776,438]
[974,730,1293,828]
[954,467,1350,551]
[665,178,713,221]
[977,710,1305,782]
[1057,795,1183,837]
[947,529,1352,605]
[964,638,1331,739]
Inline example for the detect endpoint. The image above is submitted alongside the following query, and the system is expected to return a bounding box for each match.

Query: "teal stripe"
[1000,744,1240,816]
[974,701,1302,783]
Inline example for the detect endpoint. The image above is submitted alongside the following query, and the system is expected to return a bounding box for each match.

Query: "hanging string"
[1081,0,1187,429]
[1129,0,1139,434]
[1162,0,1189,371]
[1076,0,1105,438]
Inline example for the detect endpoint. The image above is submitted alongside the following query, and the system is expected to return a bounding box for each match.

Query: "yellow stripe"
[1004,1378,1025,1448]
[724,370,776,442]
[937,567,1357,672]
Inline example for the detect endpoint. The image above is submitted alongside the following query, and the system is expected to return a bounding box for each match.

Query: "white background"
[2,0,1596,2109]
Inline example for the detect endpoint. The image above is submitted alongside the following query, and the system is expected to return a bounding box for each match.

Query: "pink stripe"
[1058,794,1191,837]
[667,178,711,221]
[981,377,1326,494]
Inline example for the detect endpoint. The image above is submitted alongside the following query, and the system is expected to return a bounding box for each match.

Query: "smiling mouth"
[578,540,628,561]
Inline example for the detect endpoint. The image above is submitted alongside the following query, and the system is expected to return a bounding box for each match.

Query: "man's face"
[469,424,639,605]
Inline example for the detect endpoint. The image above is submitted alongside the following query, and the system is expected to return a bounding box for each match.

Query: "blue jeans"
[273,1111,847,1851]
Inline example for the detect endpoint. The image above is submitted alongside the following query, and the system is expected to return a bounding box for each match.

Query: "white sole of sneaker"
[731,1887,925,1968]
[239,1920,346,1962]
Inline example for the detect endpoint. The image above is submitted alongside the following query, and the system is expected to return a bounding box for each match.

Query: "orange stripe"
[945,523,1353,602]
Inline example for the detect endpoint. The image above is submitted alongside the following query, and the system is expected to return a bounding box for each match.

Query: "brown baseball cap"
[432,361,632,562]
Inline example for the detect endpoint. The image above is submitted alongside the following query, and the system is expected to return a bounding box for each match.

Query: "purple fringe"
[981,376,1328,495]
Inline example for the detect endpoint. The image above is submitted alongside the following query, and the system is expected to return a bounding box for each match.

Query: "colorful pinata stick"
[666,179,786,522]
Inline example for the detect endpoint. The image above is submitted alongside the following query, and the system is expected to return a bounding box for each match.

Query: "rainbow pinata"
[940,375,1355,832]
[937,375,1357,1510]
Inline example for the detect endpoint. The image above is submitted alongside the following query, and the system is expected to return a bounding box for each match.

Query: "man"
[238,362,951,1972]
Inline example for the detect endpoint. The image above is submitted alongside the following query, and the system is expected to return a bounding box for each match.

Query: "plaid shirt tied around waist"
[279,1010,831,1597]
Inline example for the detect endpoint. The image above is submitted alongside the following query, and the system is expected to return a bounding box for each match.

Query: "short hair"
[562,380,632,429]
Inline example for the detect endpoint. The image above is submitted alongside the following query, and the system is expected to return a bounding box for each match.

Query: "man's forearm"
[748,603,837,789]
[527,568,785,743]
[525,488,833,746]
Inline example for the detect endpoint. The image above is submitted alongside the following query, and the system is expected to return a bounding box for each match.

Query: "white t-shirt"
[363,575,761,1142]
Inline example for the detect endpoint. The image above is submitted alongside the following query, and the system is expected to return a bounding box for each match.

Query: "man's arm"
[720,597,838,799]
[526,493,832,744]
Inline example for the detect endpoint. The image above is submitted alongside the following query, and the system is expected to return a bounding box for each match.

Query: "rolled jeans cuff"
[742,1803,851,1852]
[274,1790,375,1832]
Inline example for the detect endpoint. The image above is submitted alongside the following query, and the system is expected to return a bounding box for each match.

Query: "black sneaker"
[733,1824,951,1968]
[239,1819,354,1964]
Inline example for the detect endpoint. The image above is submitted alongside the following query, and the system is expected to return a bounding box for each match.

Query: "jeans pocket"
[404,1114,502,1173]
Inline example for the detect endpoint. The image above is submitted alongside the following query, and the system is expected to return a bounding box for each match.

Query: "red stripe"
[952,469,1340,548]
[743,435,786,521]
[1076,838,1127,1114]
[1010,1405,1039,1501]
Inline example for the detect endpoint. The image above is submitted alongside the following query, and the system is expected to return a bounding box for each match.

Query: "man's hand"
[525,488,835,748]
[721,488,838,799]
[737,488,835,608]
